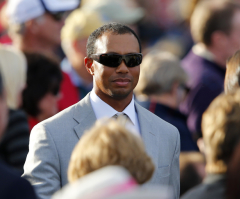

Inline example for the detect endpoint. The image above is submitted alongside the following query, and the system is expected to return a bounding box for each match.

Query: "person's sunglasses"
[89,53,143,68]
[48,11,70,21]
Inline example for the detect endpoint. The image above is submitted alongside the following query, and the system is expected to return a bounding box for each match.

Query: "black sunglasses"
[48,12,67,21]
[89,53,142,68]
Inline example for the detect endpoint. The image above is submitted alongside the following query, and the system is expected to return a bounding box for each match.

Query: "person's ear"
[25,19,39,34]
[171,82,179,95]
[211,31,228,48]
[84,57,94,76]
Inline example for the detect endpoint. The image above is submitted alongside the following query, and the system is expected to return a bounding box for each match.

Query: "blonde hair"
[68,118,155,184]
[202,89,240,173]
[61,9,103,55]
[135,51,187,96]
[0,45,27,109]
[225,50,240,94]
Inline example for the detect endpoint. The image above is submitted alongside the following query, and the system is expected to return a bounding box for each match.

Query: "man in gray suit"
[23,23,180,199]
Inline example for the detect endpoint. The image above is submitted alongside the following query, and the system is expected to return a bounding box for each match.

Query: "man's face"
[34,13,65,46]
[91,33,140,100]
[225,10,240,58]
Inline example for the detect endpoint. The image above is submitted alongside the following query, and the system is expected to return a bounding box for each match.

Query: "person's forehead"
[94,32,139,54]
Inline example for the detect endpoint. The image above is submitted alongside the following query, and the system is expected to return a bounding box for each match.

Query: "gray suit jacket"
[23,93,180,199]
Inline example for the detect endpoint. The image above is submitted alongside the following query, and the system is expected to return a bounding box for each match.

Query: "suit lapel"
[135,102,158,164]
[72,96,159,165]
[73,93,97,139]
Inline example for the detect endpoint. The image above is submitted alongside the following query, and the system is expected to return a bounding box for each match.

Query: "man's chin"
[110,90,132,100]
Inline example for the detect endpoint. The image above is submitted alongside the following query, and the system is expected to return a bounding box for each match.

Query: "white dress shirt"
[90,90,140,136]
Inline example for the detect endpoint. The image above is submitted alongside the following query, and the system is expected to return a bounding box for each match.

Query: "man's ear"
[84,57,94,76]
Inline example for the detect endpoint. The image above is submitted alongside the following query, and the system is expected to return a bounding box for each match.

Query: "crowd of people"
[1,0,240,199]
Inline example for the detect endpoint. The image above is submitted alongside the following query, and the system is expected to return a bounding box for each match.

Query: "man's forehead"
[94,32,139,54]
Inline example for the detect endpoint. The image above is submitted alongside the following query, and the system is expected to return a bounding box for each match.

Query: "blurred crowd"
[1,0,240,198]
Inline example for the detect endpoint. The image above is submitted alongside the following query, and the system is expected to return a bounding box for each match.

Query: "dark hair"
[191,1,240,46]
[86,22,141,57]
[22,54,62,117]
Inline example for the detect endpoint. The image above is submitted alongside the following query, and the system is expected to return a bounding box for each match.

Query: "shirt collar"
[90,90,136,125]
[192,43,215,62]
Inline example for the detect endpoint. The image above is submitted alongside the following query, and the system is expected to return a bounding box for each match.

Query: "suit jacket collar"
[73,93,96,139]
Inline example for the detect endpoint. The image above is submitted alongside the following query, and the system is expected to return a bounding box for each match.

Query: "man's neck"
[193,43,226,68]
[94,89,133,112]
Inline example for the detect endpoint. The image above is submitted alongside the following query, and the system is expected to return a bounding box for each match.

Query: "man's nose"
[116,60,129,73]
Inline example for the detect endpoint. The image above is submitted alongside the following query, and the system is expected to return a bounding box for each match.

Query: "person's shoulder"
[181,50,202,68]
[181,183,211,199]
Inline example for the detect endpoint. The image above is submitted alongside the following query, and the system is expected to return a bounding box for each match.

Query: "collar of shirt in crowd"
[192,43,215,62]
[90,90,140,135]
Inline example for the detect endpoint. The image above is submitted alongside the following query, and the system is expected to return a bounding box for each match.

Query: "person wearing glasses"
[6,0,80,62]
[5,0,80,111]
[23,23,180,199]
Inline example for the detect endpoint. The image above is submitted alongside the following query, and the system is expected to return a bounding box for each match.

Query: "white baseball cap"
[82,0,144,25]
[7,0,80,24]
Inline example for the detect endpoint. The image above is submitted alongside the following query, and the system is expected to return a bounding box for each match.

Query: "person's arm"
[170,128,180,199]
[22,123,61,199]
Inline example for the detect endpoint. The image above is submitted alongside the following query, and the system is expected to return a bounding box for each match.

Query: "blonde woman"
[68,117,155,184]
[0,45,29,175]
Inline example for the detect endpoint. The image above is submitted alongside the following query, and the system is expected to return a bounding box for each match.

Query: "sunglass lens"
[50,12,66,21]
[125,54,142,67]
[100,54,122,67]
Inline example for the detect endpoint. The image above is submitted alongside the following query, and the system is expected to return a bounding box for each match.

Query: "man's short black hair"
[86,22,141,57]
[22,53,62,117]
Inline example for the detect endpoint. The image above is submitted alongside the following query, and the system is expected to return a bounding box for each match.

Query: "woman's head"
[135,51,188,95]
[0,45,27,109]
[225,50,240,94]
[68,118,155,184]
[22,53,62,121]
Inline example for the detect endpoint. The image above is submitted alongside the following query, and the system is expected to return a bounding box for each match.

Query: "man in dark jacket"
[180,0,240,138]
